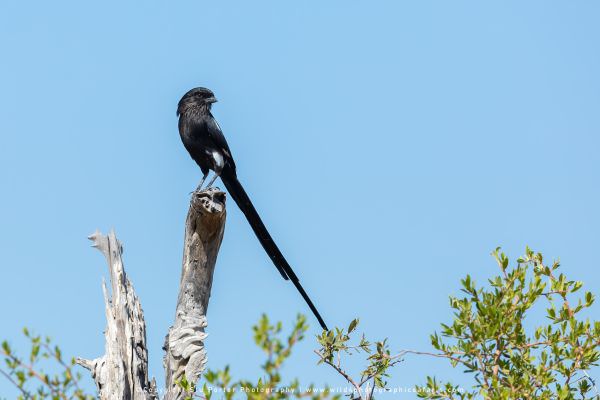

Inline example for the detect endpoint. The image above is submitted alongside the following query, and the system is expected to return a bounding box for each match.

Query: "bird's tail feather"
[220,169,329,331]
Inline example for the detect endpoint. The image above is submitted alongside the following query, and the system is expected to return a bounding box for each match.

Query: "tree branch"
[314,350,363,398]
[0,368,32,399]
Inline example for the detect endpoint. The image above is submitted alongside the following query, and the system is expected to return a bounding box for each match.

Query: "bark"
[78,189,226,400]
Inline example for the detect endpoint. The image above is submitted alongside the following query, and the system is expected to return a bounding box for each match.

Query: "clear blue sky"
[1,1,599,398]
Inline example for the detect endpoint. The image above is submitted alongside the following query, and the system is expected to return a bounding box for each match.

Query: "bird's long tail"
[220,169,328,331]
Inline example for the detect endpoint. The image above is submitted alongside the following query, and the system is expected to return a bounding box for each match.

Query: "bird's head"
[177,87,218,116]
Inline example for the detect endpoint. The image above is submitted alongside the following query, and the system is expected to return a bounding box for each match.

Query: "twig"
[2,351,65,400]
[397,349,464,364]
[314,350,363,398]
[583,370,599,397]
[41,342,84,394]
[0,368,32,399]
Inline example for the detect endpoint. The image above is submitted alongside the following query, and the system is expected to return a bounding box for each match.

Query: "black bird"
[177,87,328,331]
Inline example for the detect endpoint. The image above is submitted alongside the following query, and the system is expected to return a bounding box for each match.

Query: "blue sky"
[1,1,599,398]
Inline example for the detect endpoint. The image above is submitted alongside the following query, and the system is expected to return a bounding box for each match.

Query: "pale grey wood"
[164,188,227,400]
[77,189,225,400]
[76,230,157,400]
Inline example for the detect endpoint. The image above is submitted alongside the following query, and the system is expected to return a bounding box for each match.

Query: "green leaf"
[348,319,359,334]
[1,341,9,354]
[31,343,40,362]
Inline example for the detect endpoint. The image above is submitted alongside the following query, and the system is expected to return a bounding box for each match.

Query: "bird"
[177,87,329,331]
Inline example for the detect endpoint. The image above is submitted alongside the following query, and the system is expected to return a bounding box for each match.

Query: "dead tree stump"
[76,230,158,400]
[164,189,226,399]
[78,189,226,400]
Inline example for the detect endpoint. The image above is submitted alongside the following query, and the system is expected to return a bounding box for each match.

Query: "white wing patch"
[212,150,225,171]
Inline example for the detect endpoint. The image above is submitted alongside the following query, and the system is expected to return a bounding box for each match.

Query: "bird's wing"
[205,114,236,171]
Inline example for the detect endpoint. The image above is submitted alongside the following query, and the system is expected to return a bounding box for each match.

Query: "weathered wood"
[76,230,157,400]
[163,188,227,400]
[78,189,226,400]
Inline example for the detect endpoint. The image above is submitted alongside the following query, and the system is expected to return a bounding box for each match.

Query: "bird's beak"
[206,97,218,103]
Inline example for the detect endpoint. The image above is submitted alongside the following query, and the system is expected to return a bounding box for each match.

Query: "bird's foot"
[191,185,221,195]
